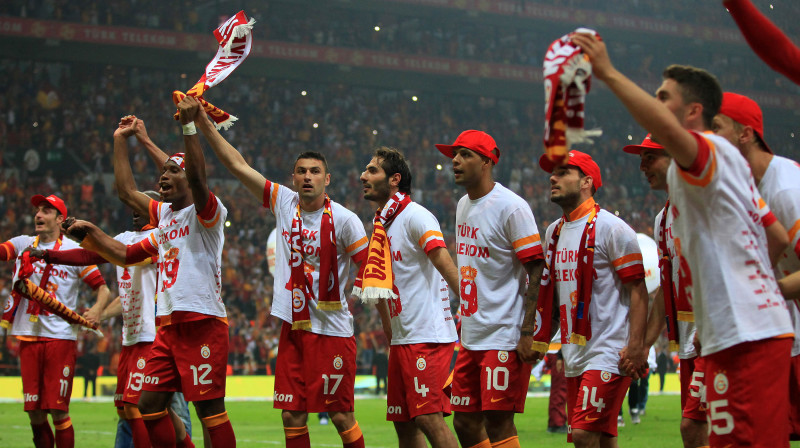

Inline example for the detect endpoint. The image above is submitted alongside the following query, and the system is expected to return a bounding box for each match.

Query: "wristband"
[520,330,534,336]
[182,122,197,136]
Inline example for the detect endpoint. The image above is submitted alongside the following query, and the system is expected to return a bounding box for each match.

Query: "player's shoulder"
[329,199,362,225]
[597,208,637,237]
[491,183,532,212]
[58,237,83,250]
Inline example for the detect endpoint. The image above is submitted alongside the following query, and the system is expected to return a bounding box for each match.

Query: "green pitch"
[1,395,799,447]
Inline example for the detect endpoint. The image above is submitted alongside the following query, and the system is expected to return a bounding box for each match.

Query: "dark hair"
[295,151,329,173]
[374,146,412,195]
[662,64,722,130]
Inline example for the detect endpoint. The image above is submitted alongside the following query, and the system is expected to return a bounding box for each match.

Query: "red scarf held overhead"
[543,28,602,167]
[353,192,412,305]
[173,10,255,130]
[658,200,694,352]
[289,195,340,330]
[533,201,599,352]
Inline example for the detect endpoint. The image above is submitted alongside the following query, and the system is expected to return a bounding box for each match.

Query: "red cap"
[623,133,665,155]
[436,130,500,163]
[31,194,67,217]
[719,92,772,154]
[539,150,603,190]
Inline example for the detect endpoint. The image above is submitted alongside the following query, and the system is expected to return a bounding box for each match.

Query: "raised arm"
[114,116,153,216]
[723,0,800,86]
[571,33,700,169]
[516,258,546,365]
[176,96,211,212]
[133,118,169,171]
[195,103,267,201]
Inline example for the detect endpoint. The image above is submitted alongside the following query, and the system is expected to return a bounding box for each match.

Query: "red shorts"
[679,356,706,422]
[114,342,153,408]
[142,318,229,402]
[386,342,455,421]
[273,321,356,413]
[705,337,792,448]
[450,348,531,413]
[20,339,77,412]
[566,370,631,439]
[791,355,800,440]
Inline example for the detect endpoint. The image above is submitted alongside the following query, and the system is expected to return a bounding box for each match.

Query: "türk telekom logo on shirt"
[457,224,489,258]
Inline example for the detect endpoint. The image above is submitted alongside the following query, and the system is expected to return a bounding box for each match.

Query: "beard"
[550,188,582,209]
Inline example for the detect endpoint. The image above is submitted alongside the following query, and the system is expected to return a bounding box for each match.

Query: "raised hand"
[61,217,92,243]
[177,95,201,125]
[114,115,138,139]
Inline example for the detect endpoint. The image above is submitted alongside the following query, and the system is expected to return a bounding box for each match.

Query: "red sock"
[142,410,176,448]
[176,432,195,448]
[203,411,236,447]
[31,421,54,448]
[53,417,74,448]
[126,417,151,448]
[284,426,310,448]
[339,422,364,448]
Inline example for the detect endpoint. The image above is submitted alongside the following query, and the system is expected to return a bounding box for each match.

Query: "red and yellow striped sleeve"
[79,265,107,290]
[513,234,544,264]
[755,197,778,228]
[0,241,16,261]
[788,218,800,259]
[197,192,222,229]
[148,199,162,228]
[418,230,446,254]
[678,132,716,188]
[347,236,369,264]
[263,180,281,212]
[125,234,159,265]
[613,253,645,283]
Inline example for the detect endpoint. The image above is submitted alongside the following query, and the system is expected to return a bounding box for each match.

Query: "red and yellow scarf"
[173,11,255,130]
[543,28,602,166]
[353,192,412,305]
[533,200,599,352]
[289,195,340,330]
[658,200,694,352]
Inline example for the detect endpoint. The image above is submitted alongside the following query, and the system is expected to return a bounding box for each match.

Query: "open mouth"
[159,183,173,194]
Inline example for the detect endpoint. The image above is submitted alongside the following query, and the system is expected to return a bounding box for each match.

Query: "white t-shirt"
[114,230,157,346]
[6,235,104,340]
[147,195,228,321]
[758,155,800,357]
[653,207,697,360]
[264,181,368,337]
[455,183,543,350]
[546,207,644,377]
[666,132,793,356]
[384,201,457,345]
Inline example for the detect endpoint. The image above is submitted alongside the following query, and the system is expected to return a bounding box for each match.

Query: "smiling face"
[158,160,189,203]
[639,149,671,191]
[360,157,394,204]
[34,204,63,237]
[292,158,330,204]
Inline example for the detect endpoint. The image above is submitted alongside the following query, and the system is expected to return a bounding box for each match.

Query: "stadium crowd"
[3,0,800,98]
